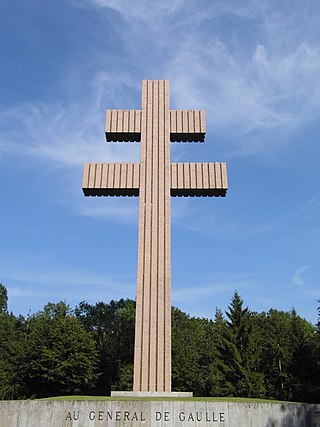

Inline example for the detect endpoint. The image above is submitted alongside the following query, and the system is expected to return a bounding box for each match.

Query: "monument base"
[1,399,319,426]
[111,391,193,398]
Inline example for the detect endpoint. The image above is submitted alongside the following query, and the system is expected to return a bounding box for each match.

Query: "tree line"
[0,283,319,402]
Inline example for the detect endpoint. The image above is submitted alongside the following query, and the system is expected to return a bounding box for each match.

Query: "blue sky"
[1,0,320,324]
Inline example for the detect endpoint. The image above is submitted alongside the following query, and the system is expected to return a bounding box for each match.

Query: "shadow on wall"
[265,404,320,427]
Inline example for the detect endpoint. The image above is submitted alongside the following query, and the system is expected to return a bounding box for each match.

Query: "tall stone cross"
[82,80,228,393]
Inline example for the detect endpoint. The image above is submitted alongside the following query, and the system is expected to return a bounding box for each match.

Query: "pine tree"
[206,309,229,396]
[219,291,265,397]
[0,284,8,314]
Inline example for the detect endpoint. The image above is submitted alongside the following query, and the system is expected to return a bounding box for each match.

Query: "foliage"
[0,283,8,314]
[0,300,99,399]
[75,298,135,394]
[0,284,319,402]
[217,291,265,398]
[172,307,205,394]
[0,311,25,399]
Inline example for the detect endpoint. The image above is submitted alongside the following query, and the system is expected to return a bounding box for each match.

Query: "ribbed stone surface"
[82,163,140,197]
[170,162,227,197]
[105,110,141,142]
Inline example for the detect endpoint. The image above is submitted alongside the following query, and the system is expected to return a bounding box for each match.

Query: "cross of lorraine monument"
[82,80,228,395]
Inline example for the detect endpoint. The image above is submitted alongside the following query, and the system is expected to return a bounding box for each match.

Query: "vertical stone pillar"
[133,80,171,392]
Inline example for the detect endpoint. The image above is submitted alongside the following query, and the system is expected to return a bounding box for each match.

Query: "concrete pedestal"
[1,399,320,426]
[111,391,193,398]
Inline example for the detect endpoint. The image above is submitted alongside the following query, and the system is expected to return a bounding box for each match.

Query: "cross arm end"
[170,110,206,143]
[82,162,140,197]
[170,162,228,197]
[105,109,142,142]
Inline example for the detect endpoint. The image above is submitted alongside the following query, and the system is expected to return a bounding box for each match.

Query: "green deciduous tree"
[172,307,207,395]
[75,299,135,394]
[260,309,293,400]
[0,311,25,399]
[18,301,98,398]
[288,308,316,402]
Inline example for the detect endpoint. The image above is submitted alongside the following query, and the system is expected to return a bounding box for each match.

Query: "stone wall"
[1,400,319,427]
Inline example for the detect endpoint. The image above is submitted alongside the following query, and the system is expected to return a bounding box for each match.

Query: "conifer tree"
[207,309,229,396]
[219,291,265,397]
[0,283,8,314]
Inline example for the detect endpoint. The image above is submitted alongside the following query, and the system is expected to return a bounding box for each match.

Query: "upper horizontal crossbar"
[170,110,206,142]
[105,109,206,143]
[105,110,141,142]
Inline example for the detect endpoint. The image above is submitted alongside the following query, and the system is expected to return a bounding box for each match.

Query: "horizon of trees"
[0,283,319,402]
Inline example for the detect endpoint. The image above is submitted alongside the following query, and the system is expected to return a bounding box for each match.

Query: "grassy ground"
[39,396,298,404]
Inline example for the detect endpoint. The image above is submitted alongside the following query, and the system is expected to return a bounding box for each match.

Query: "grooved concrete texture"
[82,162,227,197]
[82,80,228,392]
[1,400,319,427]
[134,80,171,392]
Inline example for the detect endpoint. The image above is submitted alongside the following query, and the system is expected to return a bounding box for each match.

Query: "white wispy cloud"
[2,0,320,172]
[301,193,320,219]
[291,265,310,287]
[77,197,139,222]
[7,287,36,298]
[71,0,320,154]
[87,0,184,21]
[2,267,131,288]
[0,72,140,166]
[169,26,320,148]
[6,273,136,315]
[172,280,255,305]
